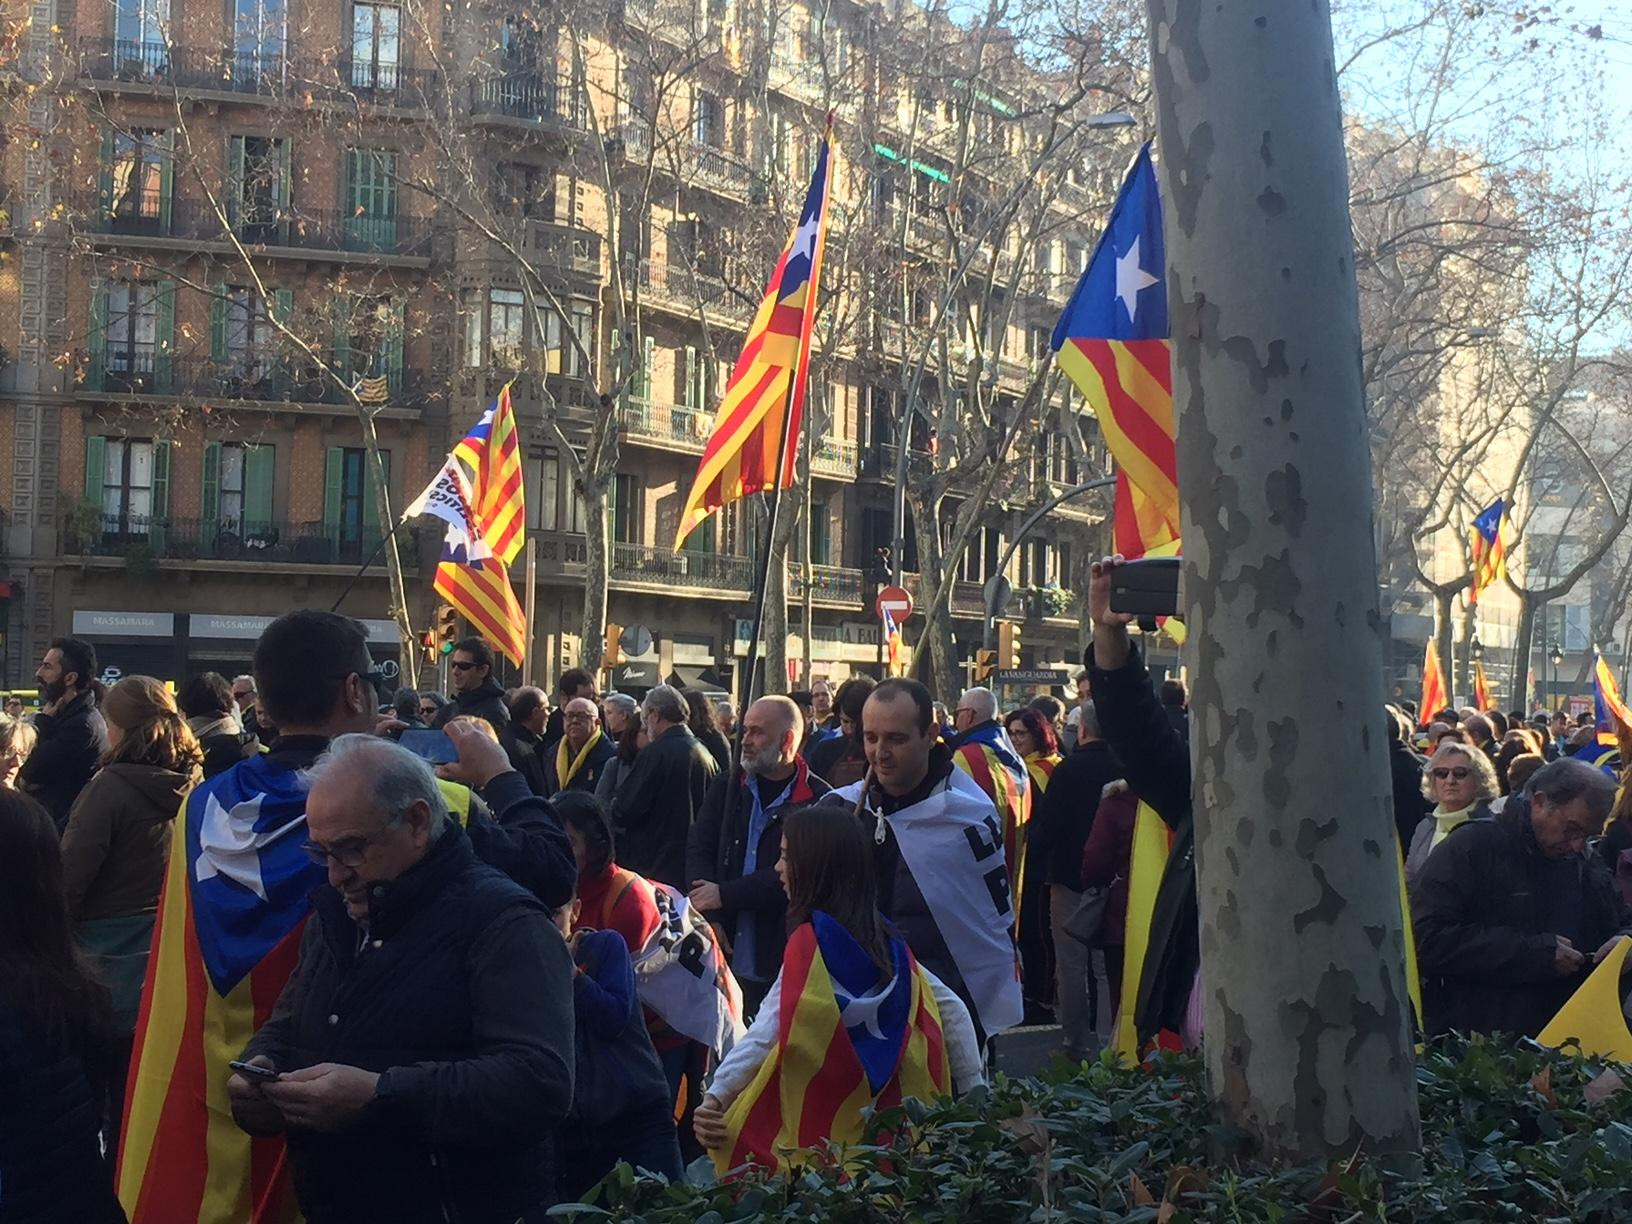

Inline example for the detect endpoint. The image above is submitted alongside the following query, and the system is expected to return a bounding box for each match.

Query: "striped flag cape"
[118,758,320,1223]
[1024,750,1061,798]
[675,116,835,547]
[1468,498,1507,606]
[951,723,1033,907]
[712,913,948,1176]
[1051,143,1178,562]
[408,389,527,663]
[1418,640,1448,727]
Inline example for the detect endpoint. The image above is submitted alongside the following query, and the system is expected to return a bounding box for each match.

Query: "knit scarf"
[556,728,604,789]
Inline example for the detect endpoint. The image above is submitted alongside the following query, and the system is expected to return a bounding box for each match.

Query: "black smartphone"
[229,1059,281,1081]
[398,728,458,765]
[1108,557,1183,619]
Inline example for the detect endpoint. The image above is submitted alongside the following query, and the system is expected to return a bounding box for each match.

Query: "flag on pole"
[1051,143,1178,560]
[675,116,836,548]
[883,604,903,676]
[1473,659,1494,711]
[1592,652,1632,746]
[1418,640,1447,727]
[1468,499,1507,606]
[451,383,526,566]
[406,392,528,664]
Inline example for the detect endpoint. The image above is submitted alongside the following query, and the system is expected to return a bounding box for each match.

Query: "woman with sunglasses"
[1406,740,1499,884]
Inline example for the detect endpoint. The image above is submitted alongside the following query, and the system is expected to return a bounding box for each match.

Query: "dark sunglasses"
[449,660,478,672]
[1431,766,1472,781]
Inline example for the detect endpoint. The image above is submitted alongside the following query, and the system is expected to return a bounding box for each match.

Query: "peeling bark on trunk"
[1433,587,1456,708]
[908,490,960,699]
[1147,0,1421,1162]
[580,491,609,674]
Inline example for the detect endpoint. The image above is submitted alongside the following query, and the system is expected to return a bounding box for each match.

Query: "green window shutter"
[344,149,361,249]
[636,335,654,402]
[200,441,222,549]
[158,130,174,233]
[681,345,697,409]
[154,281,176,391]
[244,445,276,528]
[83,436,107,518]
[87,278,108,392]
[150,440,171,551]
[98,127,115,224]
[227,135,246,226]
[385,301,404,397]
[322,448,345,540]
[271,288,293,324]
[361,450,389,537]
[331,296,353,382]
[210,287,229,364]
[277,138,292,211]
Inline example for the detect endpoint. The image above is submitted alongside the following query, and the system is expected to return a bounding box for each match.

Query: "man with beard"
[20,637,110,829]
[686,695,830,1019]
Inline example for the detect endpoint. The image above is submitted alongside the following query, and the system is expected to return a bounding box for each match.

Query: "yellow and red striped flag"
[1473,659,1494,711]
[452,383,526,566]
[1419,640,1448,727]
[675,116,835,547]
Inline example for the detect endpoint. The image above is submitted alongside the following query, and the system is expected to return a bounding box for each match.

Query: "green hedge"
[554,1038,1632,1222]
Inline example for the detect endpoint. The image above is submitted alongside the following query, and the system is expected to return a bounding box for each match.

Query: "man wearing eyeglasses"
[430,636,511,735]
[119,610,577,1222]
[542,697,615,798]
[1413,757,1632,1038]
[229,734,574,1222]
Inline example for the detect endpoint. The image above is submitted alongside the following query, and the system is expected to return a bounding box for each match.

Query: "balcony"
[616,121,760,199]
[468,72,588,131]
[638,259,754,324]
[63,515,417,569]
[613,543,755,590]
[83,355,430,409]
[619,399,713,451]
[522,219,602,280]
[72,195,433,260]
[811,437,857,478]
[321,57,438,109]
[79,38,294,99]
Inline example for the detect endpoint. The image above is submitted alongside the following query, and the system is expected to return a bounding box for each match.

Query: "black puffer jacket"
[432,679,510,736]
[611,724,718,887]
[1412,798,1632,1038]
[0,1002,125,1223]
[19,689,110,830]
[243,823,575,1224]
[1089,643,1197,1042]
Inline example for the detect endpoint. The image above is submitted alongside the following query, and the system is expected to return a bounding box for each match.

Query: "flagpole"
[521,535,538,687]
[330,517,416,615]
[737,365,805,725]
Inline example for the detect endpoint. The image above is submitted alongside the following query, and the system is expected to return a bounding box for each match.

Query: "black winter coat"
[1411,799,1632,1038]
[1089,643,1198,1042]
[244,823,575,1224]
[20,689,110,830]
[611,724,718,887]
[685,760,831,981]
[1028,740,1122,890]
[1389,740,1431,851]
[432,679,510,736]
[0,1003,125,1223]
[499,722,550,796]
[541,732,618,797]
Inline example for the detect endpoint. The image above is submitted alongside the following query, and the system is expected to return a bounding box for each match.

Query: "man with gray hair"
[611,683,717,885]
[229,735,575,1221]
[1414,757,1632,1038]
[686,696,832,1018]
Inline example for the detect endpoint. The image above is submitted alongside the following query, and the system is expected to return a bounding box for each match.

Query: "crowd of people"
[5,576,1631,1221]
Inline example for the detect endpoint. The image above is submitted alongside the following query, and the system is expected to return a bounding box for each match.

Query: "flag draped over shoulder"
[951,724,1033,909]
[1418,640,1447,727]
[1468,498,1507,606]
[119,759,320,1224]
[675,118,835,548]
[408,386,527,663]
[713,913,948,1176]
[1052,143,1177,561]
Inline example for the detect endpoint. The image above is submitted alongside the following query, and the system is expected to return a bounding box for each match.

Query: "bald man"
[685,695,832,1019]
[542,696,616,797]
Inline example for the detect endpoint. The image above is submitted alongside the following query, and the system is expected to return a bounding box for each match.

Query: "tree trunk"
[360,414,418,689]
[1433,587,1455,710]
[763,490,799,696]
[1457,600,1476,703]
[580,488,609,675]
[1512,595,1536,710]
[908,491,959,699]
[1148,0,1421,1162]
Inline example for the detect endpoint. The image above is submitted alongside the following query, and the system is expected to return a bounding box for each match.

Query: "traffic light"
[603,622,625,669]
[997,622,1021,671]
[434,604,458,655]
[973,649,997,683]
[419,628,439,665]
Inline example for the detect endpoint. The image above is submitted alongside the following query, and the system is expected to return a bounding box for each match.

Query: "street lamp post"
[1548,642,1564,712]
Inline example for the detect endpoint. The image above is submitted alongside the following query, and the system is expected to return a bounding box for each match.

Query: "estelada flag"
[118,759,320,1223]
[1593,652,1632,747]
[676,116,835,547]
[1468,498,1507,606]
[451,383,526,566]
[712,913,948,1176]
[951,723,1033,915]
[1052,143,1178,561]
[1473,659,1494,712]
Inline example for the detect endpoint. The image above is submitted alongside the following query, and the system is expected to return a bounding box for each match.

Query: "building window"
[495,161,553,219]
[350,1,400,90]
[105,281,159,385]
[693,91,723,147]
[116,0,167,53]
[809,500,832,565]
[525,448,560,531]
[224,287,275,378]
[109,129,167,229]
[103,438,156,534]
[230,135,290,241]
[544,301,593,376]
[345,149,398,250]
[490,289,527,369]
[340,296,403,388]
[611,473,639,545]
